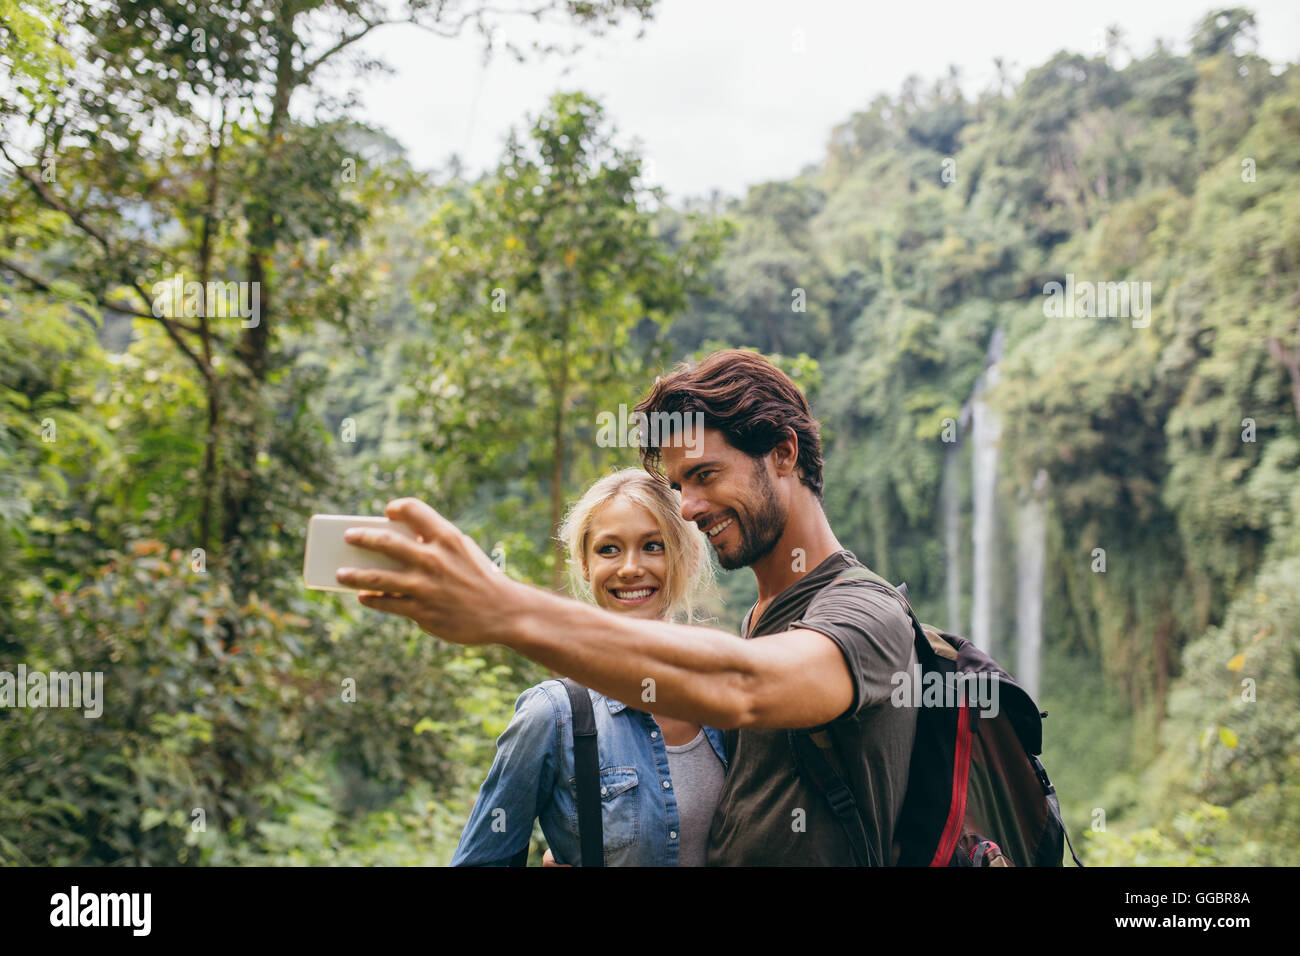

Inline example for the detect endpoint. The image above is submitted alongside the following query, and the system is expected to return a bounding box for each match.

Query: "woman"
[450,468,726,866]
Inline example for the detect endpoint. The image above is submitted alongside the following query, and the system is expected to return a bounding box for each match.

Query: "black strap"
[789,728,877,866]
[788,566,921,867]
[1035,756,1084,867]
[561,678,603,867]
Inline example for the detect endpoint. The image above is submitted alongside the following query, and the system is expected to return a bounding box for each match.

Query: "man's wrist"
[483,575,535,647]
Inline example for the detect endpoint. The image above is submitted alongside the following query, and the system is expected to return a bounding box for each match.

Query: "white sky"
[330,0,1300,203]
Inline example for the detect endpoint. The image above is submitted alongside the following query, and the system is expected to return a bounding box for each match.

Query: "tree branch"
[0,256,211,381]
[0,141,112,251]
[300,1,570,80]
[300,18,388,78]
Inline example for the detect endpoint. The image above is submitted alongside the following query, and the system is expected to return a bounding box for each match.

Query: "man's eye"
[699,470,715,481]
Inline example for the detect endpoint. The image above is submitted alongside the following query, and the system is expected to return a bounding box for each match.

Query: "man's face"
[662,427,787,571]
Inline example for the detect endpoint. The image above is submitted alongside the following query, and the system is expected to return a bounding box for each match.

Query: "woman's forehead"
[589,497,662,539]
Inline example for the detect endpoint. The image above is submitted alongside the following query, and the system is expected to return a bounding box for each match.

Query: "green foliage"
[0,0,72,107]
[1083,803,1235,866]
[2,3,1297,867]
[405,91,726,585]
[1,541,312,864]
[196,759,470,866]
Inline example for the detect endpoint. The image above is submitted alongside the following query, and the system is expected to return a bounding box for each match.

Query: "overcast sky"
[330,0,1300,204]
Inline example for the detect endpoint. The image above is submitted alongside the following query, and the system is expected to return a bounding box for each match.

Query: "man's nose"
[679,486,708,525]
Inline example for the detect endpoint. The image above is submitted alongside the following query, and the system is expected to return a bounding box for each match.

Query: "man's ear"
[771,427,800,478]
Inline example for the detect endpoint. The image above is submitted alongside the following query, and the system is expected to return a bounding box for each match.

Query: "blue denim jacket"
[450,679,728,866]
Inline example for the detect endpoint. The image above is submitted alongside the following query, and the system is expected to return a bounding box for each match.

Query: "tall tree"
[0,0,657,600]
[410,91,724,588]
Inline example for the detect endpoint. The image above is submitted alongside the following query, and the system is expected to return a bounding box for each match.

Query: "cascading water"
[969,328,1005,654]
[1016,468,1049,699]
[943,439,963,634]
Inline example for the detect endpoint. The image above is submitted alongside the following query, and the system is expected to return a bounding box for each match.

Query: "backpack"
[510,678,604,867]
[789,566,1083,867]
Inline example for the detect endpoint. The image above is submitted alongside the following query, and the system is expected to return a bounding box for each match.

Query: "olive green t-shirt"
[705,549,918,866]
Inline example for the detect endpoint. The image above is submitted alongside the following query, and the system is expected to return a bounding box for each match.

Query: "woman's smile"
[607,584,660,606]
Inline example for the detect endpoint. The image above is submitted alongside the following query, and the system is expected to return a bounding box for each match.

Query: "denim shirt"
[450,679,728,866]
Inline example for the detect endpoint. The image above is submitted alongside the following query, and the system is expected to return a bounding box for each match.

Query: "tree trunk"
[1266,336,1300,423]
[199,386,220,551]
[550,318,570,592]
[221,14,294,598]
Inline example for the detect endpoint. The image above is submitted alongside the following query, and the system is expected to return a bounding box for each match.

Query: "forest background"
[1,1,1297,865]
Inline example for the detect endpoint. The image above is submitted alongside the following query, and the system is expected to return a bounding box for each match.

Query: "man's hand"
[541,848,571,867]
[336,498,521,645]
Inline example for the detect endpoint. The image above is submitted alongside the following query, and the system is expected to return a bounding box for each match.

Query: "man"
[338,349,918,865]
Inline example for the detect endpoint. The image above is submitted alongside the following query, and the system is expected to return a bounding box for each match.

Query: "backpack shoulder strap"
[1034,754,1085,867]
[560,678,604,868]
[786,564,907,867]
[830,566,947,663]
[788,728,877,866]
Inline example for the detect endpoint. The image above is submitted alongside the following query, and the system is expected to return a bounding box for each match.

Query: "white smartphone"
[303,514,419,592]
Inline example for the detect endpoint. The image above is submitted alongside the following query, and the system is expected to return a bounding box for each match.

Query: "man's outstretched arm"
[336,498,854,730]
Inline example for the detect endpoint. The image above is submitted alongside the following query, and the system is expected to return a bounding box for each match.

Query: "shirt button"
[600,786,608,796]
[669,831,678,840]
[662,780,671,789]
[650,730,659,739]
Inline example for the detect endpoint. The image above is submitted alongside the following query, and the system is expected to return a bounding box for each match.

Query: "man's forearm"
[496,581,757,727]
[337,498,848,727]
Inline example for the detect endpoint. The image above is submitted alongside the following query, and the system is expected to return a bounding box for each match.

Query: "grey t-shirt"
[664,728,725,866]
[705,549,918,866]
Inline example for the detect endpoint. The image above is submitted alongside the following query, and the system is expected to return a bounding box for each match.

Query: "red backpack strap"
[929,703,975,865]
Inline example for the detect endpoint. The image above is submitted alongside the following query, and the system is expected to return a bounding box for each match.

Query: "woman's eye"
[645,541,664,552]
[699,470,715,482]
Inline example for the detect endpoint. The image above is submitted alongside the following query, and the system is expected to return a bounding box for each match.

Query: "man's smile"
[701,514,734,540]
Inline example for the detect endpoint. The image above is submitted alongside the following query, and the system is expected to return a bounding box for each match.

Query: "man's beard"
[718,462,786,570]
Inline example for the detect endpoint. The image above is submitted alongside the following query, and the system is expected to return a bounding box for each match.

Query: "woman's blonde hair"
[557,467,717,624]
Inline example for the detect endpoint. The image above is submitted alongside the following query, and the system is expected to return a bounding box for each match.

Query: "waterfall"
[943,441,962,634]
[1016,469,1049,699]
[969,329,1005,654]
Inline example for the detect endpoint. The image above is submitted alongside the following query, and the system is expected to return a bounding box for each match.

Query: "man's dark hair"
[634,348,824,502]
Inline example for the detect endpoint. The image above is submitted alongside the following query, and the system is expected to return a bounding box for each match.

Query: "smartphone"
[303,514,419,592]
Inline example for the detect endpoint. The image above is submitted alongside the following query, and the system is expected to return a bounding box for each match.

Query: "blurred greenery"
[1,3,1297,865]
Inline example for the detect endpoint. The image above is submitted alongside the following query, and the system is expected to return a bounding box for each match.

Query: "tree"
[409,92,724,587]
[0,0,658,602]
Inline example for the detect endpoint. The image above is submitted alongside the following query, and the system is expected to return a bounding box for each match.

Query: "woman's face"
[584,495,671,621]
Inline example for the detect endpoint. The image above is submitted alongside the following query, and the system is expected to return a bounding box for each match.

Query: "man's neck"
[749,493,843,602]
